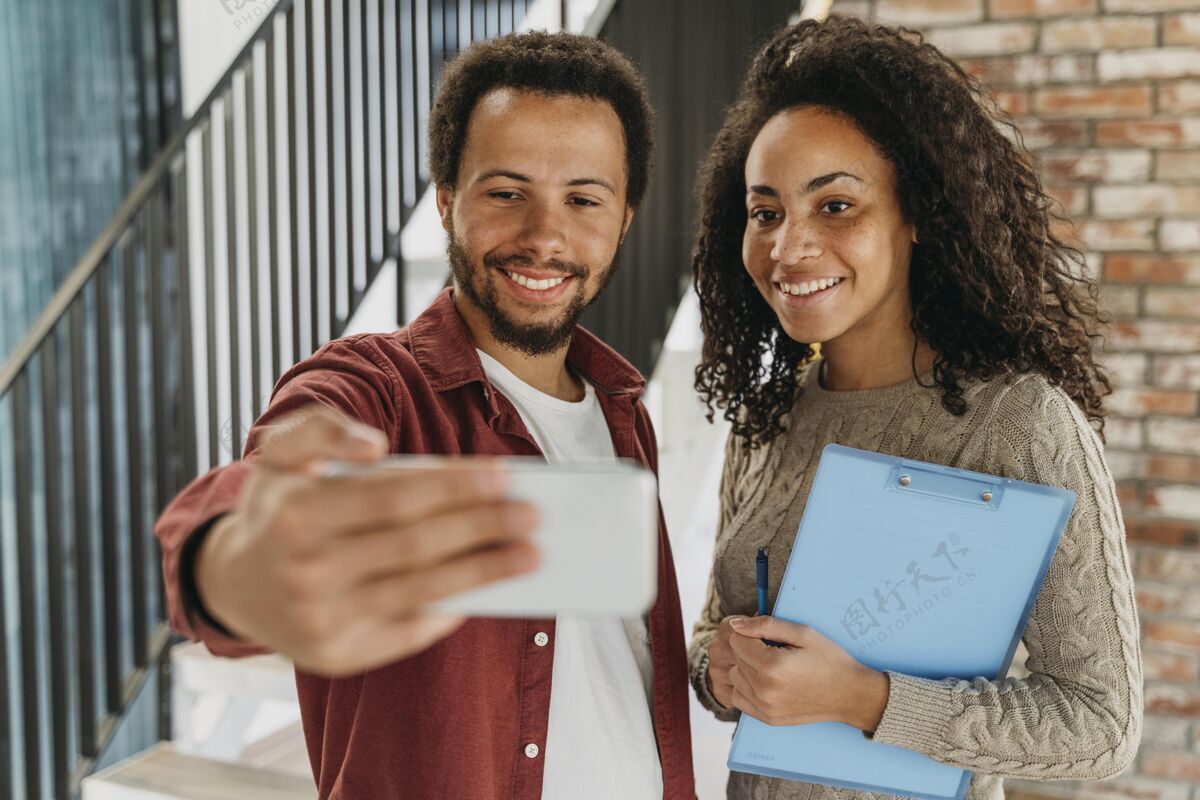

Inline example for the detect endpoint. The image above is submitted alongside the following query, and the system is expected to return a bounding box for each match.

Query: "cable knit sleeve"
[688,431,745,722]
[867,378,1144,781]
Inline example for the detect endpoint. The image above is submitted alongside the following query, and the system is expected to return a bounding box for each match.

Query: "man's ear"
[619,206,635,244]
[435,185,454,233]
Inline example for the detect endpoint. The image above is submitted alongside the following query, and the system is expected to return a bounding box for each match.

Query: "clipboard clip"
[888,461,1002,508]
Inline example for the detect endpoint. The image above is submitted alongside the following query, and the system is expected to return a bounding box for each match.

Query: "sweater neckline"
[800,358,936,409]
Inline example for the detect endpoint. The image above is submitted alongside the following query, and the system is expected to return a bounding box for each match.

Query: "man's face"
[437,88,633,356]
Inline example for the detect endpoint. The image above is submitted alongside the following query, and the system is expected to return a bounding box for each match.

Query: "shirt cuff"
[178,514,238,640]
[865,670,957,755]
[690,644,740,723]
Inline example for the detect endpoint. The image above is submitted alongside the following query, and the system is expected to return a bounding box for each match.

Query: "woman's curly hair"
[693,15,1111,447]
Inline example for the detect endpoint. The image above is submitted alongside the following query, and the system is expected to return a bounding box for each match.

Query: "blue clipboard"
[727,444,1076,800]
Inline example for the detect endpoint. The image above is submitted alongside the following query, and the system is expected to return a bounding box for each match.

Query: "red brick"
[1145,684,1200,716]
[1145,287,1200,319]
[1035,85,1152,119]
[1138,548,1200,583]
[1094,185,1200,218]
[1155,150,1200,181]
[1105,416,1145,449]
[1127,518,1200,547]
[1147,418,1200,454]
[1161,220,1200,251]
[1109,321,1200,353]
[1136,581,1200,616]
[1100,49,1200,82]
[1107,388,1199,416]
[1153,354,1200,390]
[1159,81,1200,114]
[1142,649,1199,682]
[1073,220,1156,251]
[1100,284,1140,317]
[1164,13,1200,46]
[989,89,1030,116]
[1104,0,1200,10]
[960,54,1093,87]
[1104,254,1200,285]
[1146,454,1200,482]
[1102,352,1148,385]
[1040,149,1151,183]
[875,0,983,27]
[1097,118,1200,149]
[927,23,1037,57]
[1044,184,1088,216]
[1008,118,1090,148]
[1144,484,1200,521]
[1141,750,1200,782]
[989,0,1094,16]
[1116,479,1142,509]
[1145,620,1200,655]
[1041,16,1157,52]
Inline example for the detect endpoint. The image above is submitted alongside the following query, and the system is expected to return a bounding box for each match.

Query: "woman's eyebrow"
[747,172,865,198]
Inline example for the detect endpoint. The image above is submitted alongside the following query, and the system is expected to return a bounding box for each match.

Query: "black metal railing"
[0,2,533,797]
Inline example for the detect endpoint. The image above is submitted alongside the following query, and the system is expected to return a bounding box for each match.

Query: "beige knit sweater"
[688,363,1143,800]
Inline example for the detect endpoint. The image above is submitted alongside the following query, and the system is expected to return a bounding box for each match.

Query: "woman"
[688,16,1142,800]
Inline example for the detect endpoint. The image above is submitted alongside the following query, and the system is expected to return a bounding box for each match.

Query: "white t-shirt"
[477,349,663,800]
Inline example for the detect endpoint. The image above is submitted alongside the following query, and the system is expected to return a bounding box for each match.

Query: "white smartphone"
[329,456,660,618]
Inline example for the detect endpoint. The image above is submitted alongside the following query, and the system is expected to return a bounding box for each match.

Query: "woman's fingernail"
[729,617,747,629]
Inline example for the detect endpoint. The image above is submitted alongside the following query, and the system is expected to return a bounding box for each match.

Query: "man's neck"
[453,292,584,402]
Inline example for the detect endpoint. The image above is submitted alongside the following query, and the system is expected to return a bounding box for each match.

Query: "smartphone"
[329,456,659,618]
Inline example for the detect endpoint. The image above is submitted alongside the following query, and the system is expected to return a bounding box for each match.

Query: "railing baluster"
[124,223,149,668]
[13,369,41,800]
[43,324,74,800]
[266,30,282,384]
[95,256,123,717]
[345,0,357,311]
[148,192,170,517]
[399,0,416,214]
[361,0,375,286]
[173,160,198,491]
[245,61,264,422]
[0,394,12,799]
[224,92,244,460]
[202,123,220,470]
[379,0,393,261]
[324,0,339,338]
[71,297,99,761]
[287,7,303,363]
[305,1,321,352]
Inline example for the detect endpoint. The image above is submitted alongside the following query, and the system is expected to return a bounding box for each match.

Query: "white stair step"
[172,642,297,702]
[82,743,317,800]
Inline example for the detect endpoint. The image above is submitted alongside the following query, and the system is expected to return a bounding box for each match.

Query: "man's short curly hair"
[428,31,654,208]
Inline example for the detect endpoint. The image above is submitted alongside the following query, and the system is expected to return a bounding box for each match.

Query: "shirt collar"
[407,288,646,398]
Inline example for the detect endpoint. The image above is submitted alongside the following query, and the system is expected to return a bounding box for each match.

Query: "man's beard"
[447,230,623,357]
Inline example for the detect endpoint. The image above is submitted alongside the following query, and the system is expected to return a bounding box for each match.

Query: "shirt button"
[524,743,539,759]
[534,632,549,647]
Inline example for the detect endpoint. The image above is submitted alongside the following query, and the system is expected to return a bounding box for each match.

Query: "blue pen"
[756,547,770,616]
[756,547,785,647]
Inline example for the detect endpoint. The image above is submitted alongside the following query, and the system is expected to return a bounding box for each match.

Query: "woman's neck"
[819,325,936,392]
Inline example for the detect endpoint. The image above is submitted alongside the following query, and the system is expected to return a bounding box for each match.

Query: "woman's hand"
[705,615,745,709]
[726,616,891,732]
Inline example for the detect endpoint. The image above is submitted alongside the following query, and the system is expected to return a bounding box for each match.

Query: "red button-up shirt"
[155,289,697,799]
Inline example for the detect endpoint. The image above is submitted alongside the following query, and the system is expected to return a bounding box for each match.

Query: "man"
[155,31,696,800]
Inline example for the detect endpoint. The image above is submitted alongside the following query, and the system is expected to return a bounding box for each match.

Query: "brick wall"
[829,1,1200,798]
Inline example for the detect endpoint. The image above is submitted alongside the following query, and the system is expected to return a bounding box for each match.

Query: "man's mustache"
[483,252,587,279]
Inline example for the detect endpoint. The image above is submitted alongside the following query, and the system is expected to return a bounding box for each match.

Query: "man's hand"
[726,616,890,731]
[194,404,540,676]
[705,615,746,709]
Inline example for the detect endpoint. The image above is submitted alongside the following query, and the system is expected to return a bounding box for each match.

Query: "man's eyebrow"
[473,170,616,195]
[566,177,616,195]
[746,172,865,198]
[475,169,532,184]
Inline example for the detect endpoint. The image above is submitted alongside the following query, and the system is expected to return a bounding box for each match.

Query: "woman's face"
[742,106,917,349]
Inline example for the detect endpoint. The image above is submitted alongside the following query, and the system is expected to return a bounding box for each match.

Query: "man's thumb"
[256,404,387,473]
